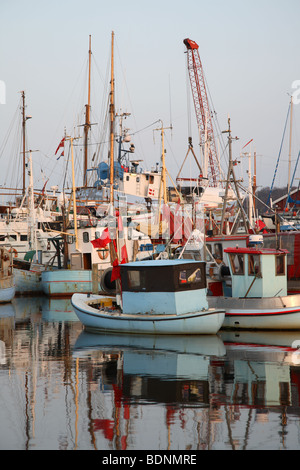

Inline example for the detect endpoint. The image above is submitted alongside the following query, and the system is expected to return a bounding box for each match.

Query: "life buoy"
[8,248,18,258]
[98,248,109,260]
[100,267,116,295]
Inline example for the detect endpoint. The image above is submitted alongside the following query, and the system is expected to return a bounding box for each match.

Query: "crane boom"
[183,38,220,187]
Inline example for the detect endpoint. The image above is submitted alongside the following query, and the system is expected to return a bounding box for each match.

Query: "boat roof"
[124,259,202,268]
[224,247,289,255]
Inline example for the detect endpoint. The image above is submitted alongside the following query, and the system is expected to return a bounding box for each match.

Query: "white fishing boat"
[0,247,15,303]
[208,244,300,329]
[71,259,225,335]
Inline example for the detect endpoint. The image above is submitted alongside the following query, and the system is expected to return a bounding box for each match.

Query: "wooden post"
[92,263,98,294]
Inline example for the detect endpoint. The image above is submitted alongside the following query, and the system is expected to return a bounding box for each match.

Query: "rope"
[267,102,291,206]
[284,149,300,209]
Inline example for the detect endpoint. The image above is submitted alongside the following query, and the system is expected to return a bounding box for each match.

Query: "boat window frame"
[275,253,285,276]
[121,262,206,292]
[127,269,146,291]
[214,243,223,261]
[248,253,262,277]
[179,267,202,285]
[206,243,212,262]
[228,252,245,275]
[83,231,89,243]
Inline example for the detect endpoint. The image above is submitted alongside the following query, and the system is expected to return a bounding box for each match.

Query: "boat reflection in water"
[73,330,300,450]
[1,297,300,449]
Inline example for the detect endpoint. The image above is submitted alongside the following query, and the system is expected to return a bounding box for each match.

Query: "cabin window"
[214,243,223,261]
[126,175,130,181]
[8,235,17,241]
[228,253,244,275]
[95,231,100,239]
[206,244,212,262]
[275,254,285,276]
[83,232,89,243]
[127,270,145,290]
[149,175,154,184]
[248,254,261,277]
[179,267,201,285]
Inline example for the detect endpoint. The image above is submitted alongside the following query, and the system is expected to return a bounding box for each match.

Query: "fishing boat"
[0,246,15,303]
[71,259,225,335]
[208,243,300,329]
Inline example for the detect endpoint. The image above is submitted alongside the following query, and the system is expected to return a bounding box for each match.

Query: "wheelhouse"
[224,247,288,298]
[120,260,208,315]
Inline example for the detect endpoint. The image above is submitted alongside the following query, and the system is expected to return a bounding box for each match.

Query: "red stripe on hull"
[226,308,300,317]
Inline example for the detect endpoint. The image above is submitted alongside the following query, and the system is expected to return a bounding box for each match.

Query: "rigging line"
[164,133,180,170]
[63,143,71,192]
[91,53,106,86]
[130,120,162,137]
[0,102,20,158]
[185,60,192,139]
[284,149,300,210]
[75,118,162,147]
[267,101,291,206]
[114,38,158,168]
[236,180,291,226]
[169,73,173,130]
[46,55,88,155]
[202,68,227,175]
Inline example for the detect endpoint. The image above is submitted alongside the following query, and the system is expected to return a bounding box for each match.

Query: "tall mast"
[288,95,293,194]
[109,31,115,204]
[83,35,92,187]
[21,91,26,196]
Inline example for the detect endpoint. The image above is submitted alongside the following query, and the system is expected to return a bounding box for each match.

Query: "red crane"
[183,38,220,187]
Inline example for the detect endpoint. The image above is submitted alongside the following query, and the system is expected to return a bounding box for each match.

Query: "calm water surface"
[1,296,300,450]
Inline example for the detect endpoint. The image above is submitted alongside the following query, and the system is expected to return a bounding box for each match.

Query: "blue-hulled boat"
[71,259,225,335]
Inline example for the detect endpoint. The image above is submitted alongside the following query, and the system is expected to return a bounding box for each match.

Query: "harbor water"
[1,296,300,451]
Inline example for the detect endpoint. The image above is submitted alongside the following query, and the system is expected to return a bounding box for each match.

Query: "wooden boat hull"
[71,293,225,335]
[14,268,42,295]
[208,294,300,329]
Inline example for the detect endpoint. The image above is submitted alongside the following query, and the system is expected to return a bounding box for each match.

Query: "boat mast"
[220,117,249,234]
[109,31,115,205]
[288,95,293,194]
[21,91,26,196]
[83,35,92,187]
[28,151,37,255]
[69,136,78,250]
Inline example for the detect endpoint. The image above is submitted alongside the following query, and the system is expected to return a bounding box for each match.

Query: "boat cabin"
[120,259,208,315]
[224,247,289,298]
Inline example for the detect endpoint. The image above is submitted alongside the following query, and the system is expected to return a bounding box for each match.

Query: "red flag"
[255,219,267,233]
[110,252,127,282]
[111,259,121,282]
[117,213,128,264]
[55,137,65,155]
[91,227,111,249]
[242,138,253,149]
[56,150,64,160]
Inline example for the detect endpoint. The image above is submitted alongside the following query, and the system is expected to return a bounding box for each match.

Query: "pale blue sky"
[1,0,300,193]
